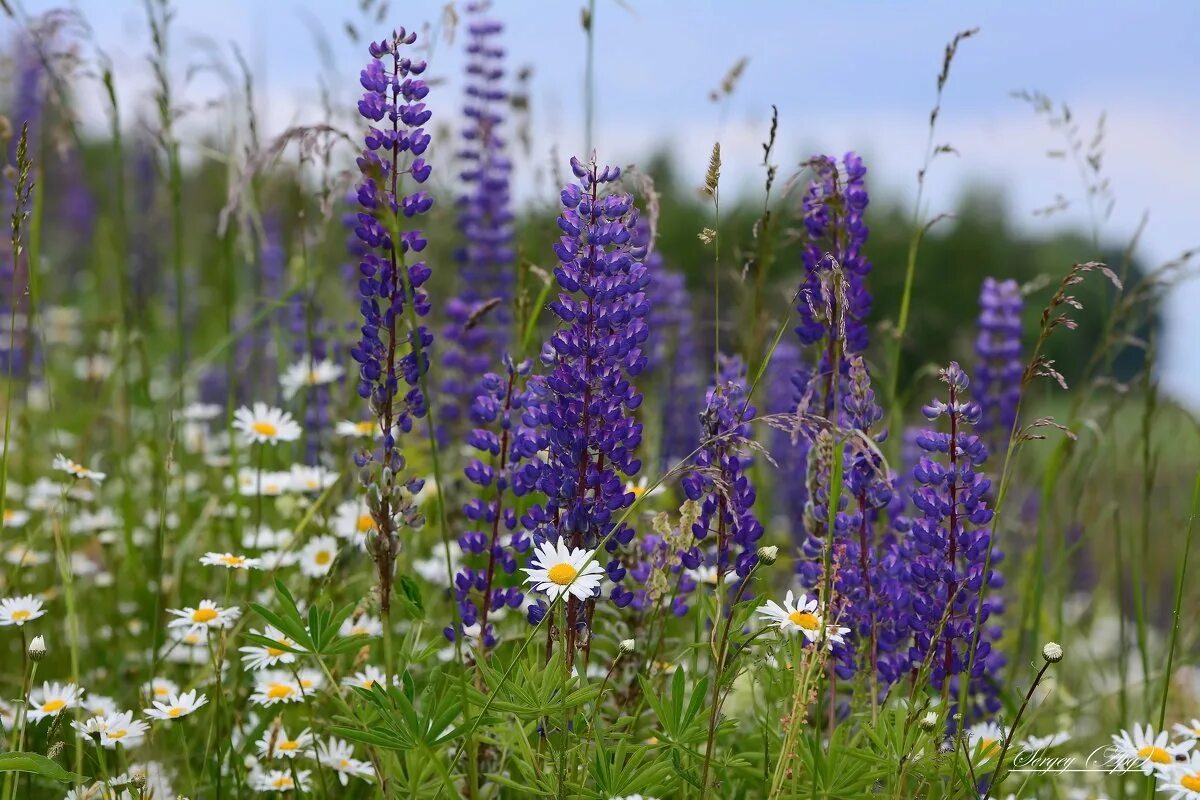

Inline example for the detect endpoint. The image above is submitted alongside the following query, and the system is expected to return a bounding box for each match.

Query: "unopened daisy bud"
[919,711,938,732]
[28,634,46,661]
[619,638,636,655]
[1041,641,1063,663]
[128,773,147,789]
[757,545,779,566]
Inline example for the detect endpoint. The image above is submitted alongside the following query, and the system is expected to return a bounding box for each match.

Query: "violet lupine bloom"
[904,362,1005,719]
[447,357,542,647]
[522,155,650,628]
[349,29,435,456]
[767,341,808,530]
[680,356,764,582]
[441,6,515,433]
[974,277,1024,444]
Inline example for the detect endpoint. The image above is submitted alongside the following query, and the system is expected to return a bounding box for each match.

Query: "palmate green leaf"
[247,602,311,650]
[0,752,87,783]
[322,633,372,655]
[241,632,309,656]
[330,725,410,751]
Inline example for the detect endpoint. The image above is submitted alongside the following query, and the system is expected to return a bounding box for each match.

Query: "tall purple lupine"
[904,362,1005,719]
[974,277,1023,445]
[441,5,515,433]
[348,30,435,616]
[447,357,543,648]
[521,155,650,652]
[680,355,763,582]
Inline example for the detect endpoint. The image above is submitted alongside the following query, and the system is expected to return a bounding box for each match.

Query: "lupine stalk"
[522,155,650,668]
[974,277,1023,446]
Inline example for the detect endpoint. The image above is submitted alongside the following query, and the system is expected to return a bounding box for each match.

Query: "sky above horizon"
[14,0,1200,405]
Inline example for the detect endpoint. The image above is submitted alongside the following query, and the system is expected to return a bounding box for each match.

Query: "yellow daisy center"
[361,679,375,688]
[221,555,245,566]
[252,421,279,437]
[263,482,282,494]
[339,759,350,769]
[299,677,315,688]
[314,550,332,566]
[182,632,203,645]
[1183,774,1200,792]
[356,515,375,533]
[154,686,169,697]
[351,626,368,635]
[628,484,646,498]
[1138,745,1171,764]
[108,729,127,740]
[278,740,299,751]
[266,683,294,699]
[547,563,577,586]
[980,738,999,753]
[192,607,219,624]
[41,699,65,713]
[3,509,13,521]
[787,610,819,630]
[271,777,293,789]
[11,609,31,621]
[167,707,183,718]
[355,422,374,435]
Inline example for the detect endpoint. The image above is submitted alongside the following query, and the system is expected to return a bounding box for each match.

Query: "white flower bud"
[28,635,46,661]
[1042,641,1063,663]
[919,711,938,731]
[619,639,636,655]
[757,545,779,566]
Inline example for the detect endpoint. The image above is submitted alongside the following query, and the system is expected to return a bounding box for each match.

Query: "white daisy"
[1175,719,1200,740]
[239,626,299,671]
[241,526,293,550]
[257,725,314,760]
[27,682,84,723]
[1020,731,1072,750]
[624,477,665,501]
[298,535,339,578]
[250,674,305,706]
[0,594,46,626]
[143,690,208,721]
[53,454,106,482]
[2,507,30,528]
[73,710,149,749]
[179,402,223,422]
[233,403,301,445]
[335,419,378,438]
[199,552,262,570]
[4,545,50,567]
[234,468,293,497]
[967,721,1007,761]
[288,464,338,493]
[82,694,119,719]
[143,678,179,703]
[756,591,848,647]
[166,599,241,633]
[252,769,311,793]
[342,666,389,690]
[1161,751,1200,799]
[332,500,377,547]
[689,565,719,585]
[1112,723,1193,775]
[521,538,606,602]
[317,737,373,786]
[73,354,114,382]
[280,358,345,399]
[338,614,383,638]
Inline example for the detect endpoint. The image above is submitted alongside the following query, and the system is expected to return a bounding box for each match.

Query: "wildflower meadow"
[1,2,1198,798]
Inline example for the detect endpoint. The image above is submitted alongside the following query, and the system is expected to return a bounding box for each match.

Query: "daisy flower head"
[967,721,1007,761]
[27,681,84,722]
[624,477,664,501]
[522,538,606,603]
[234,469,292,497]
[2,507,29,528]
[342,666,390,690]
[280,358,345,399]
[239,625,300,671]
[199,552,262,570]
[1175,719,1200,740]
[1020,731,1072,750]
[257,725,314,760]
[143,678,179,704]
[167,599,240,633]
[332,499,377,547]
[756,591,846,647]
[253,769,311,793]
[298,535,340,578]
[73,710,149,749]
[317,737,374,786]
[53,454,106,482]
[335,419,378,438]
[0,594,45,626]
[143,689,208,721]
[233,403,301,445]
[339,614,382,638]
[1161,751,1200,800]
[241,526,292,550]
[1112,723,1193,775]
[288,464,338,494]
[250,674,305,706]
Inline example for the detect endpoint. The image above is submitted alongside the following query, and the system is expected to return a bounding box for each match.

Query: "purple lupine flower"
[348,29,435,457]
[440,5,515,435]
[521,154,650,642]
[974,277,1023,444]
[903,362,1005,719]
[680,355,763,582]
[767,341,808,532]
[447,357,542,648]
[642,224,704,473]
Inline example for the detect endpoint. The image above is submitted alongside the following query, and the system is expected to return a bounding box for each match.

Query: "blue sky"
[17,0,1200,404]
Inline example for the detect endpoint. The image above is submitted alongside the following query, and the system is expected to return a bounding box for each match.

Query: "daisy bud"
[28,635,46,661]
[1041,641,1063,663]
[919,711,938,732]
[619,638,636,654]
[757,545,779,566]
[128,773,147,789]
